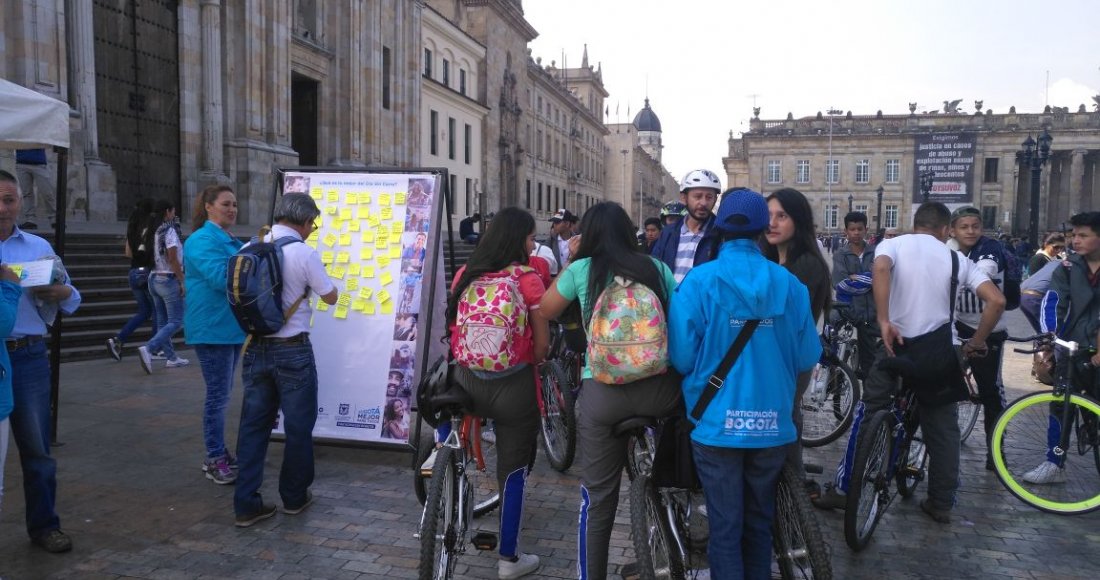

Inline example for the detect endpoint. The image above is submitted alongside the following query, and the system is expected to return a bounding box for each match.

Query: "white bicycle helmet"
[680,169,722,193]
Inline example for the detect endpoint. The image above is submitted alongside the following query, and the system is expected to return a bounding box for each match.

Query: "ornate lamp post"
[918,169,936,203]
[1019,129,1053,249]
[848,193,853,214]
[875,185,884,238]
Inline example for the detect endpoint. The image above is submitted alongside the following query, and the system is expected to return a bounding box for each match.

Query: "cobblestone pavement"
[2,311,1099,579]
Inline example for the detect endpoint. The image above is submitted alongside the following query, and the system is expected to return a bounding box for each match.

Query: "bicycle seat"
[612,416,657,437]
[875,354,920,378]
[429,385,474,413]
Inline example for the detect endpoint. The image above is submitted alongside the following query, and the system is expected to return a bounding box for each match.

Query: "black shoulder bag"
[651,320,760,489]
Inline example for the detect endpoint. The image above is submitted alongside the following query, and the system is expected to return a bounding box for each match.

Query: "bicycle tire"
[467,429,501,518]
[629,472,686,580]
[414,440,432,506]
[1072,409,1100,478]
[895,424,929,499]
[991,391,1100,515]
[958,370,981,443]
[801,360,860,448]
[773,463,833,579]
[844,410,895,551]
[538,361,577,472]
[419,447,460,580]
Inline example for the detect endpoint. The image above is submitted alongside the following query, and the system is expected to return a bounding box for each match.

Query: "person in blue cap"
[668,187,820,580]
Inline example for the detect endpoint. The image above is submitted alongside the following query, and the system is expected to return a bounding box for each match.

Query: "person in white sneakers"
[138,200,189,372]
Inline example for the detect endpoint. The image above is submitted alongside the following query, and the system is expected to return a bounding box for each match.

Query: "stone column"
[67,0,116,222]
[266,0,290,147]
[200,0,225,177]
[1071,148,1088,212]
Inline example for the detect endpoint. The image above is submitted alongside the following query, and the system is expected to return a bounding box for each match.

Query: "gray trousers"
[15,163,55,221]
[576,373,683,580]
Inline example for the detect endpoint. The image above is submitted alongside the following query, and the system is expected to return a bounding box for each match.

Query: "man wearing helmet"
[659,201,686,228]
[651,169,723,284]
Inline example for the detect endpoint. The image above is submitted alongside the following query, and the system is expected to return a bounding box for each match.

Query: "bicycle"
[802,307,861,448]
[622,416,832,579]
[417,387,501,579]
[957,334,1037,444]
[991,333,1100,515]
[844,355,929,551]
[537,320,581,472]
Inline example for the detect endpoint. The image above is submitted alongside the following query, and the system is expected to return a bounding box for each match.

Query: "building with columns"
[724,106,1100,236]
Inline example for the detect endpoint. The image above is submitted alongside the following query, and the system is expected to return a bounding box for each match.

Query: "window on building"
[982,206,997,229]
[429,110,438,155]
[767,160,781,184]
[536,129,543,158]
[885,159,900,184]
[442,60,450,87]
[797,160,810,184]
[464,123,471,165]
[382,47,391,110]
[824,205,839,230]
[459,69,467,95]
[537,183,543,211]
[526,180,532,209]
[826,160,840,184]
[465,178,472,216]
[449,175,457,210]
[555,188,560,210]
[855,159,870,184]
[855,203,868,215]
[885,205,899,229]
[423,48,431,77]
[537,96,542,115]
[984,158,999,183]
[448,118,456,160]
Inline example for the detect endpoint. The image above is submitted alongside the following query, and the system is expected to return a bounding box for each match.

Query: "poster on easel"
[273,168,450,447]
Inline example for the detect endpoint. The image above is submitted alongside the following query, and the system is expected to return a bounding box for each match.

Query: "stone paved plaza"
[2,311,1099,579]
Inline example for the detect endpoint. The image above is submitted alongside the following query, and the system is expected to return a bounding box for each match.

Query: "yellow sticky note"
[316,299,330,312]
[380,301,394,315]
[364,301,376,315]
[357,206,370,219]
[360,193,372,205]
[381,207,393,221]
[332,220,345,232]
[363,265,375,278]
[325,205,337,215]
[324,265,334,277]
[323,233,337,247]
[388,245,401,259]
[380,272,393,286]
[307,230,319,243]
[377,256,391,268]
[335,251,350,264]
[334,306,349,319]
[348,220,360,232]
[377,223,390,237]
[339,233,352,246]
[346,277,359,291]
[392,222,404,234]
[348,263,361,276]
[345,192,357,205]
[368,215,380,227]
[361,231,375,243]
[359,248,374,261]
[320,251,334,264]
[339,208,351,221]
[390,233,402,245]
[327,189,339,202]
[337,293,351,307]
[375,236,387,249]
[378,289,392,304]
[379,193,392,206]
[309,187,322,200]
[352,299,367,312]
[358,287,374,300]
[332,265,347,279]
[396,192,407,205]
[305,239,317,249]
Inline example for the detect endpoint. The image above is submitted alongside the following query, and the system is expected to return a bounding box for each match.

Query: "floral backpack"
[586,276,668,384]
[453,265,533,372]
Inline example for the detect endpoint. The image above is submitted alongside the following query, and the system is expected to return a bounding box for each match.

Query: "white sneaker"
[481,429,497,445]
[1022,461,1067,484]
[498,553,540,579]
[166,356,191,368]
[151,350,168,360]
[137,346,153,375]
[420,448,438,476]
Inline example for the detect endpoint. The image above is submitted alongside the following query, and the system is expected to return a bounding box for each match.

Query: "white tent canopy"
[0,78,70,149]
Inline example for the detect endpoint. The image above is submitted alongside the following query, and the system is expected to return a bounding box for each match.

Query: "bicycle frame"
[886,389,920,482]
[1050,337,1086,464]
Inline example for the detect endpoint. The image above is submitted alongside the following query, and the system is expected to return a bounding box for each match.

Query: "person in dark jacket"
[650,169,723,284]
[832,211,878,378]
[459,212,480,244]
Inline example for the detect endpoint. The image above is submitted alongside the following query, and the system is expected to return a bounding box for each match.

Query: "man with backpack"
[232,193,337,527]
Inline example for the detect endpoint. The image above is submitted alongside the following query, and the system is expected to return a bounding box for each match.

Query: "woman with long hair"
[761,187,832,499]
[137,199,188,372]
[183,185,244,485]
[443,206,547,579]
[539,202,682,580]
[106,198,157,360]
[381,398,409,440]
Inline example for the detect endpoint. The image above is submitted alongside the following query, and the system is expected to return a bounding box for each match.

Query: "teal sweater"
[183,221,245,345]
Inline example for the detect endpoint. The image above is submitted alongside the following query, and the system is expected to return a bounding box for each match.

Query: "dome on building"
[633,98,662,132]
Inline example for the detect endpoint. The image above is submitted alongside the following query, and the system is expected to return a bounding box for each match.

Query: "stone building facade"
[606,100,681,226]
[724,107,1100,236]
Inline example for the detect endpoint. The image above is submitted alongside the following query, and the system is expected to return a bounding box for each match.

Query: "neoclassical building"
[606,100,681,225]
[725,106,1100,236]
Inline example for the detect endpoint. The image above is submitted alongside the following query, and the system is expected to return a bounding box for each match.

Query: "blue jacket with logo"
[669,239,821,448]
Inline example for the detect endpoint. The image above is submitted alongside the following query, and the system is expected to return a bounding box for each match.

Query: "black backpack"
[227,234,305,336]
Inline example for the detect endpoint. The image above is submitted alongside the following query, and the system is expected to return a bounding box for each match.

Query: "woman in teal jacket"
[183,185,245,485]
[0,265,24,515]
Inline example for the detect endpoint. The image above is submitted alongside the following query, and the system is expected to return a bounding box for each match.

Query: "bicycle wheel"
[1074,410,1100,477]
[801,360,860,447]
[844,410,895,551]
[629,472,686,580]
[467,426,501,518]
[773,463,833,579]
[420,447,460,580]
[895,424,929,499]
[957,371,981,443]
[538,361,577,472]
[991,391,1100,515]
[414,439,433,506]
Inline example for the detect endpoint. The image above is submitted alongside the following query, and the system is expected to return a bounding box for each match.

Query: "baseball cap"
[549,208,576,223]
[715,188,768,234]
[950,206,981,224]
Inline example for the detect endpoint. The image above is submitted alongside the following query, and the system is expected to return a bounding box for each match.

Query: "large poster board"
[273,168,450,447]
[912,132,977,204]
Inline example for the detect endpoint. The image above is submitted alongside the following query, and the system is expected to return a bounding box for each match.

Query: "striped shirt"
[673,222,704,283]
[956,249,1007,333]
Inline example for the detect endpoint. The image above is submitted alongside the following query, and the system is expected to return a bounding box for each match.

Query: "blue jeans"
[7,340,59,538]
[117,268,157,343]
[195,343,241,460]
[692,443,786,580]
[234,340,318,515]
[147,273,182,359]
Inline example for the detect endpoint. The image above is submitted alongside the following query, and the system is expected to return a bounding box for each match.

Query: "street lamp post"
[919,169,936,203]
[848,194,853,214]
[1019,128,1053,249]
[620,149,629,210]
[875,185,884,239]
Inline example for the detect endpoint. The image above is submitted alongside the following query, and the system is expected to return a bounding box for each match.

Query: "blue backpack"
[227,234,305,335]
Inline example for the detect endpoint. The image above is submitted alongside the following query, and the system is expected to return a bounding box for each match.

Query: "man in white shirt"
[547,209,576,272]
[233,193,338,527]
[815,203,1005,524]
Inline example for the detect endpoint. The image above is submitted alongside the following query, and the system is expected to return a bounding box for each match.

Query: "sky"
[523,0,1100,189]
